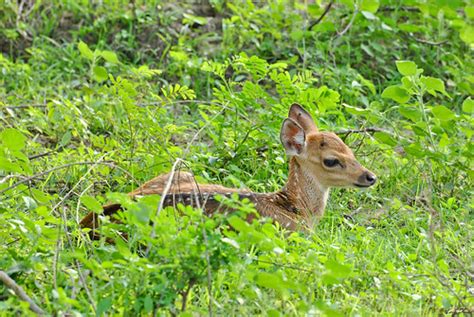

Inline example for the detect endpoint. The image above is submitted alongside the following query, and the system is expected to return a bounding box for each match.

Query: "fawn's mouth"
[354,183,373,188]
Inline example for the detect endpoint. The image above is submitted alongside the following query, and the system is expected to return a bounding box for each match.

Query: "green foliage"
[0,0,473,315]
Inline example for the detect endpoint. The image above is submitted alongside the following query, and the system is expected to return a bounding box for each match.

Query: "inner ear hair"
[288,103,318,134]
[280,118,306,156]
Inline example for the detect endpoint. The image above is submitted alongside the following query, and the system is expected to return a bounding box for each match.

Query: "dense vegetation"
[1,0,473,315]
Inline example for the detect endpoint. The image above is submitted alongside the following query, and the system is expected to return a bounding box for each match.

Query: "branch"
[0,271,44,314]
[2,104,47,109]
[335,127,385,135]
[379,6,420,12]
[411,36,448,46]
[308,1,334,30]
[336,6,359,38]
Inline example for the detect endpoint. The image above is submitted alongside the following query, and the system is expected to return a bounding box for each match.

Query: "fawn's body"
[80,104,376,233]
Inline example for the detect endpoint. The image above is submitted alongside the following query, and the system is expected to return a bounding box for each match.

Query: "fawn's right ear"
[288,103,318,134]
[280,118,306,156]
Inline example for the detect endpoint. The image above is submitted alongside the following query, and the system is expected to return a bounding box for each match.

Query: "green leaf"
[100,50,119,64]
[421,76,448,97]
[431,105,455,121]
[396,61,417,76]
[93,66,108,82]
[361,11,377,20]
[81,195,103,213]
[374,131,397,146]
[182,13,208,25]
[78,41,94,60]
[325,259,352,278]
[97,297,112,316]
[460,25,474,44]
[0,128,27,150]
[462,97,474,113]
[360,0,379,13]
[255,272,286,293]
[398,105,421,122]
[227,215,249,232]
[60,131,72,146]
[381,85,411,104]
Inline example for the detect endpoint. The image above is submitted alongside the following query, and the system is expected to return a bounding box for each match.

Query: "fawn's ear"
[288,103,318,134]
[280,118,306,156]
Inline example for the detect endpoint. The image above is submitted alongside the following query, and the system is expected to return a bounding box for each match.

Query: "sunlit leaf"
[382,85,411,104]
[431,105,455,121]
[78,41,94,60]
[0,128,27,150]
[396,61,417,76]
[93,66,108,82]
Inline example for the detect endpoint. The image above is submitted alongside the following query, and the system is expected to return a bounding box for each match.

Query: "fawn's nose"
[365,172,376,185]
[357,171,376,186]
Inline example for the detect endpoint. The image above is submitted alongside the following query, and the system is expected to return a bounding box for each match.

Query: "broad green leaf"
[227,215,249,232]
[81,195,103,213]
[421,76,448,97]
[360,0,379,13]
[381,85,411,104]
[78,41,94,60]
[97,297,112,316]
[404,143,425,158]
[100,50,119,64]
[0,128,27,150]
[182,13,208,25]
[325,259,352,278]
[431,105,455,121]
[466,6,474,19]
[60,131,72,146]
[462,97,474,113]
[396,61,417,76]
[399,105,421,122]
[374,131,397,146]
[460,25,474,44]
[255,272,285,292]
[93,66,108,82]
[361,11,377,20]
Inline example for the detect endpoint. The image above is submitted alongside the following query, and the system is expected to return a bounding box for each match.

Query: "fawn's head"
[280,103,376,189]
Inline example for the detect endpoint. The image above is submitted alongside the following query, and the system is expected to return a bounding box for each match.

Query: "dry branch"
[0,271,44,315]
[308,1,334,30]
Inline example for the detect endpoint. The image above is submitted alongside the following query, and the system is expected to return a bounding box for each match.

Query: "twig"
[28,149,57,160]
[411,37,448,46]
[0,270,44,315]
[145,158,183,255]
[336,6,359,38]
[335,127,385,135]
[2,104,48,109]
[379,6,420,12]
[308,1,334,30]
[180,278,196,312]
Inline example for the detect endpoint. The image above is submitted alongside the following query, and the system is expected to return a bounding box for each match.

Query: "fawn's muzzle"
[355,171,377,187]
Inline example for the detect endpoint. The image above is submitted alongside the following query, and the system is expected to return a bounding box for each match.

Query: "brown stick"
[308,1,334,30]
[0,271,44,314]
[411,37,448,46]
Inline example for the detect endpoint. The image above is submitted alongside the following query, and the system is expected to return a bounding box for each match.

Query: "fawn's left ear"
[280,118,306,156]
[288,103,318,134]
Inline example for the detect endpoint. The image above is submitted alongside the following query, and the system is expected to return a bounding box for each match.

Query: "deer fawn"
[80,104,376,234]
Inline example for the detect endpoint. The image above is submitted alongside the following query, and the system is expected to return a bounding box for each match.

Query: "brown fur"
[80,104,376,235]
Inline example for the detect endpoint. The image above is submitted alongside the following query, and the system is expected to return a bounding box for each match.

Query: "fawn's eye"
[323,158,340,168]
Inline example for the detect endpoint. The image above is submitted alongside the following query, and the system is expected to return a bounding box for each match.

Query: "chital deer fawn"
[80,104,376,234]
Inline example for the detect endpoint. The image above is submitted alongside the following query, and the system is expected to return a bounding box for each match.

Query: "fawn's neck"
[286,157,329,216]
[255,157,329,229]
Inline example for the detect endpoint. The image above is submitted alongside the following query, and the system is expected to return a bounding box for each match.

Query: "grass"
[0,0,473,315]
